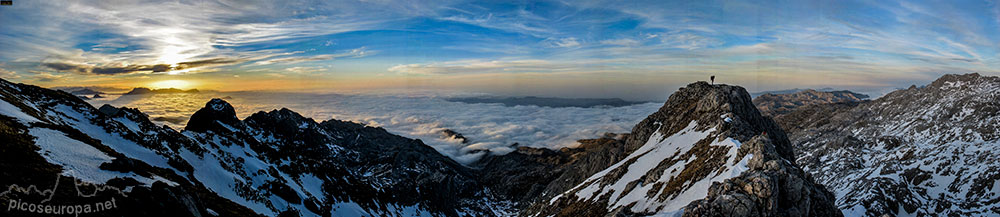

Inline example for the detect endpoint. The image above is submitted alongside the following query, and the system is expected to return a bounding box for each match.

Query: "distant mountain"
[67,88,105,95]
[753,89,869,117]
[751,87,838,98]
[446,96,650,108]
[777,73,1000,216]
[123,87,200,95]
[53,86,131,94]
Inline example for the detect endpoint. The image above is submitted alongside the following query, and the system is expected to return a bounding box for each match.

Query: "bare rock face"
[683,135,841,217]
[525,81,839,217]
[753,89,868,117]
[475,133,631,208]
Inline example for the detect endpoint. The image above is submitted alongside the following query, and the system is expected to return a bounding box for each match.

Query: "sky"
[1,0,999,100]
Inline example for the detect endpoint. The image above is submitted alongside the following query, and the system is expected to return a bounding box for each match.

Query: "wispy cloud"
[0,64,19,78]
[388,59,594,75]
[600,38,640,47]
[544,37,582,48]
[253,47,375,66]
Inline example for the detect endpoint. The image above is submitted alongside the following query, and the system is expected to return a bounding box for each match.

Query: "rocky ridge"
[0,78,498,216]
[777,73,1000,216]
[753,89,869,117]
[0,78,841,217]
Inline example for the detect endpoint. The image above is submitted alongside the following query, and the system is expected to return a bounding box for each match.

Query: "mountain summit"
[184,98,242,133]
[530,81,840,216]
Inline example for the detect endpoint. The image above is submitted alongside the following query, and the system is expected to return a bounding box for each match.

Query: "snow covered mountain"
[0,78,840,217]
[777,73,1000,216]
[526,81,840,216]
[0,78,499,217]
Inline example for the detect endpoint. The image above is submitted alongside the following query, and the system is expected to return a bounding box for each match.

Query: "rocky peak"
[184,98,242,133]
[98,104,121,116]
[529,81,837,216]
[927,73,987,88]
[244,108,322,140]
[629,81,794,161]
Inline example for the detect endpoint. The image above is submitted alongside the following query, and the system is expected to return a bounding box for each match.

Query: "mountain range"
[775,73,1000,216]
[1,73,999,216]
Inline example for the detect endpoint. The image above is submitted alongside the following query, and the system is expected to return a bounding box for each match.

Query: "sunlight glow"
[149,80,193,89]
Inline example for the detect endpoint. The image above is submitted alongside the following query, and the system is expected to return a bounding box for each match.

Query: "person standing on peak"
[711,75,715,84]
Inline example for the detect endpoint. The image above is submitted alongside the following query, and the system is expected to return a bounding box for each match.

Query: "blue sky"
[0,0,998,100]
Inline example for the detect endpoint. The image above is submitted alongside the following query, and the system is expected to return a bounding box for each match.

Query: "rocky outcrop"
[475,133,631,208]
[527,81,839,216]
[753,89,868,117]
[683,136,840,217]
[184,98,243,133]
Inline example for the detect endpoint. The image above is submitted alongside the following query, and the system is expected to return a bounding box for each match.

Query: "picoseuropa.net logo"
[2,173,128,217]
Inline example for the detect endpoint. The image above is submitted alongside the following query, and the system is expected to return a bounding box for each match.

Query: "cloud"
[0,64,19,78]
[255,55,337,66]
[544,37,581,48]
[41,57,241,75]
[0,1,413,77]
[655,32,723,50]
[600,38,640,47]
[285,66,324,74]
[388,59,584,75]
[439,13,555,37]
[253,47,374,65]
[29,71,66,82]
[102,91,662,164]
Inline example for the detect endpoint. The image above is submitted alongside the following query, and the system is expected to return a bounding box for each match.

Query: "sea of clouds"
[89,91,662,164]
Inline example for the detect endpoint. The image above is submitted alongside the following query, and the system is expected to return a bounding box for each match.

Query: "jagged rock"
[475,133,630,207]
[184,98,243,133]
[683,136,840,217]
[99,104,121,116]
[440,129,469,144]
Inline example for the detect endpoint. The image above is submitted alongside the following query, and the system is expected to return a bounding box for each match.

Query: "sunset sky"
[1,0,998,100]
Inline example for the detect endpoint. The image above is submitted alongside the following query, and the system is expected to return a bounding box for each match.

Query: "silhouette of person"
[711,75,715,84]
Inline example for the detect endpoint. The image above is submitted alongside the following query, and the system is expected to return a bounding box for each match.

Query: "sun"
[149,80,194,89]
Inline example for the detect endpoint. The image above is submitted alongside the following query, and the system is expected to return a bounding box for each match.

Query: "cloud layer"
[91,91,661,164]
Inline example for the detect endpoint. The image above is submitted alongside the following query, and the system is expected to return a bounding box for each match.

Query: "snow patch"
[0,99,40,123]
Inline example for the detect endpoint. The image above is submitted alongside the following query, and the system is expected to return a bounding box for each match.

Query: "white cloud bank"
[92,92,661,164]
